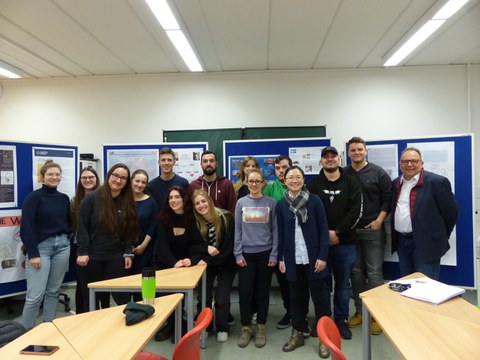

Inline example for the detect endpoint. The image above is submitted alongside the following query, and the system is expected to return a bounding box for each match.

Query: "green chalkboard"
[245,126,326,139]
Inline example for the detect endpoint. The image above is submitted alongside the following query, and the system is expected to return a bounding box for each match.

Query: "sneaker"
[154,328,173,342]
[276,312,291,329]
[319,342,330,359]
[371,319,382,335]
[282,329,305,352]
[227,313,235,326]
[238,325,253,348]
[217,331,229,343]
[251,312,257,325]
[348,312,362,328]
[336,320,352,340]
[254,324,266,348]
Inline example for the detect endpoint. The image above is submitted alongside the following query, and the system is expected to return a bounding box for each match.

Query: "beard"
[323,166,338,173]
[203,166,216,176]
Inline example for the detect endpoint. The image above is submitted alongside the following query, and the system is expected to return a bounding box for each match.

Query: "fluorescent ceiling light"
[384,20,445,67]
[433,0,470,19]
[166,30,203,72]
[145,0,179,30]
[384,0,470,67]
[0,60,22,79]
[145,0,203,72]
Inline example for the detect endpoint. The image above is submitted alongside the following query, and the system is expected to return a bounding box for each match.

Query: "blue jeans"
[351,228,385,313]
[323,244,356,322]
[22,234,70,328]
[396,233,440,280]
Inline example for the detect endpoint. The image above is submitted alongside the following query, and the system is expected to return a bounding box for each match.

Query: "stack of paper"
[389,277,465,304]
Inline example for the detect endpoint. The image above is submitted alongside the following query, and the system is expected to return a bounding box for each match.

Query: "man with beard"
[149,147,189,208]
[307,146,362,340]
[189,150,236,214]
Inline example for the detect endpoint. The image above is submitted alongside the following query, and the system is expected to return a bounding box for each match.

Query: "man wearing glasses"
[307,146,362,340]
[391,147,458,280]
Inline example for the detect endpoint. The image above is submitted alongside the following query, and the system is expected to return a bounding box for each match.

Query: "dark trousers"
[86,257,130,309]
[197,261,236,332]
[274,263,290,313]
[238,250,273,326]
[289,264,329,333]
[75,264,90,313]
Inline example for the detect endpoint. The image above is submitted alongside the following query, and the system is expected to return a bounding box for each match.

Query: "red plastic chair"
[317,316,347,360]
[135,307,213,360]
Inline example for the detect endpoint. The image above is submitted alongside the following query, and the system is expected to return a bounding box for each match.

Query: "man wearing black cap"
[307,146,362,340]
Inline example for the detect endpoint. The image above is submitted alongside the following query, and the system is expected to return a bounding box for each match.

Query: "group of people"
[19,138,458,358]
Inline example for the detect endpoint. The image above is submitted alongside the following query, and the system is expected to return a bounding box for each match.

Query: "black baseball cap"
[321,146,338,157]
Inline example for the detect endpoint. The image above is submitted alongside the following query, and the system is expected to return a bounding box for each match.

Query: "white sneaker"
[217,331,229,343]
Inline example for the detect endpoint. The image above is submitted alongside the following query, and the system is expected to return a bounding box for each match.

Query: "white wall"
[0,64,477,177]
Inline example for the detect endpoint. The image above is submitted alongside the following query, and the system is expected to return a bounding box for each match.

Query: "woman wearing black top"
[153,185,206,341]
[76,163,137,309]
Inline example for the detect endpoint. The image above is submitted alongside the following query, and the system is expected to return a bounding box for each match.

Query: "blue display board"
[346,134,474,287]
[0,141,77,298]
[224,138,331,184]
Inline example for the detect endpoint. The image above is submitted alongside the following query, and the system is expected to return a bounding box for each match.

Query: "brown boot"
[238,325,253,348]
[254,324,266,348]
[282,329,305,352]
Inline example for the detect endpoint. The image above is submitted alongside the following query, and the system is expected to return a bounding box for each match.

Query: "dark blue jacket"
[391,170,458,262]
[276,193,329,282]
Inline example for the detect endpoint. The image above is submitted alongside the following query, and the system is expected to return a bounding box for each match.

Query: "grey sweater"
[233,195,278,263]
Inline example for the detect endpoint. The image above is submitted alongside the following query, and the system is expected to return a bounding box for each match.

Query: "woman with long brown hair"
[76,163,137,309]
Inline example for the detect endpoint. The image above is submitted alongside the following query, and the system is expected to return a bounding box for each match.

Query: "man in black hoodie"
[307,146,362,340]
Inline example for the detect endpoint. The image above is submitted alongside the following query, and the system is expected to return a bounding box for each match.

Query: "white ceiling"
[0,0,479,79]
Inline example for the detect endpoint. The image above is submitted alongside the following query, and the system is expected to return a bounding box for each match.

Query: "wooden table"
[0,322,81,359]
[53,293,183,360]
[360,273,480,360]
[88,265,206,346]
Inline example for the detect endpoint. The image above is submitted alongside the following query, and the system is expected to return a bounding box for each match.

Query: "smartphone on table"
[19,345,59,355]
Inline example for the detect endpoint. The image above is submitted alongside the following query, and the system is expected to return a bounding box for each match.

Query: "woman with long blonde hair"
[192,189,235,343]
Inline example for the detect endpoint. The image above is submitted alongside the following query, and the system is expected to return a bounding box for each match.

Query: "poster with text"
[228,155,278,183]
[289,146,322,175]
[32,147,76,199]
[0,146,17,208]
[0,210,24,284]
[107,149,159,181]
[172,148,204,183]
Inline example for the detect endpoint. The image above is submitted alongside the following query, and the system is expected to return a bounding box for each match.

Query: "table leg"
[362,302,372,360]
[200,269,206,349]
[186,289,193,331]
[88,289,95,311]
[174,301,182,344]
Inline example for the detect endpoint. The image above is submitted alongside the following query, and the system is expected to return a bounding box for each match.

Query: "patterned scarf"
[284,186,309,224]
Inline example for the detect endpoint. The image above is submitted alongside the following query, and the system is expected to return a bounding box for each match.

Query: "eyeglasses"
[81,176,96,181]
[285,176,303,181]
[400,159,421,165]
[247,180,263,185]
[111,173,128,182]
[388,283,411,292]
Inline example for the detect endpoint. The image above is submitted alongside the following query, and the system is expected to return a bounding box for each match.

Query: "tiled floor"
[1,285,477,359]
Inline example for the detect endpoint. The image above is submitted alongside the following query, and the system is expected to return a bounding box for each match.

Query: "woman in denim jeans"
[20,160,72,329]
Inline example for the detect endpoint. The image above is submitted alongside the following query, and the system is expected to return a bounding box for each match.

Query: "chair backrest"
[172,307,213,360]
[317,316,347,360]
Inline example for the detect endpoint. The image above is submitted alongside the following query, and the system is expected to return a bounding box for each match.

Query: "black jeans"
[289,264,329,333]
[197,260,236,332]
[86,257,130,309]
[237,250,273,326]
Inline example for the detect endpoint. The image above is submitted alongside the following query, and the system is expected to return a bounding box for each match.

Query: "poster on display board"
[32,147,76,199]
[0,210,24,284]
[103,143,208,183]
[0,146,17,208]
